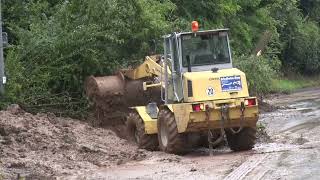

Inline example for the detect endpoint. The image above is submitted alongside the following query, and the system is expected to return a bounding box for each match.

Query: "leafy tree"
[283,21,320,74]
[3,0,174,115]
[171,0,280,55]
[2,0,320,115]
[300,0,320,23]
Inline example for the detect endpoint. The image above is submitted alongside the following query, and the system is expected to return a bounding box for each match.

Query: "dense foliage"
[234,56,281,96]
[2,0,320,115]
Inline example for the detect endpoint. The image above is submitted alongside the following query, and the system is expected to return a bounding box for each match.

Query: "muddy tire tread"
[226,127,256,151]
[158,108,187,154]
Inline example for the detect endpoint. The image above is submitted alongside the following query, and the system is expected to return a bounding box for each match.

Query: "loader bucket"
[84,72,161,126]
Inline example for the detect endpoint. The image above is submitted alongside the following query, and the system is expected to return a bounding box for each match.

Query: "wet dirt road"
[70,88,320,180]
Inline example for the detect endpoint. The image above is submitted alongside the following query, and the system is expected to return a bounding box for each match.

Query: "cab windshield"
[181,32,231,67]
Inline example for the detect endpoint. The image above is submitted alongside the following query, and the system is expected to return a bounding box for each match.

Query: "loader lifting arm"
[121,56,171,90]
[121,56,171,80]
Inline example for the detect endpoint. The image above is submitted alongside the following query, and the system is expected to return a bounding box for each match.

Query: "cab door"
[163,34,184,104]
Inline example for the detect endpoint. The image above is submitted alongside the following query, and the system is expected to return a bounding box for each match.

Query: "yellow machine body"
[169,99,258,133]
[183,68,249,102]
[86,29,259,148]
[135,98,258,135]
[133,66,258,135]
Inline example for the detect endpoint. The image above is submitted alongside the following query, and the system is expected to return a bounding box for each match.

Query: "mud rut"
[2,88,320,179]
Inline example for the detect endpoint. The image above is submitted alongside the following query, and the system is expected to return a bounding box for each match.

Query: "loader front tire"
[157,108,187,154]
[126,112,158,151]
[226,127,256,151]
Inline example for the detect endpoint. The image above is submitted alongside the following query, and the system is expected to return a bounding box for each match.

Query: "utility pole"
[0,0,5,94]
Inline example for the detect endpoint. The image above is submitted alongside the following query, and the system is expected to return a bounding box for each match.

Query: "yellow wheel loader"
[85,26,259,154]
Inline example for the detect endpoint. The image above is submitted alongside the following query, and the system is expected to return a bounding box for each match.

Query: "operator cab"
[180,30,232,72]
[163,28,245,103]
[164,29,233,74]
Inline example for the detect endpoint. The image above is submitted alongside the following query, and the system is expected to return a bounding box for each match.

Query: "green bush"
[282,21,320,74]
[2,0,174,117]
[2,0,320,116]
[234,55,281,96]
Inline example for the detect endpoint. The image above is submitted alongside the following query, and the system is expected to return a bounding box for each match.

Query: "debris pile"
[0,105,146,179]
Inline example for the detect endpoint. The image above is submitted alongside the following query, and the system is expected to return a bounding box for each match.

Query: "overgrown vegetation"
[2,0,320,116]
[272,76,320,93]
[233,56,281,96]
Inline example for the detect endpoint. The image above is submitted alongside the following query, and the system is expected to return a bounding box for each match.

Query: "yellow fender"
[159,104,189,133]
[132,104,178,134]
[132,106,158,134]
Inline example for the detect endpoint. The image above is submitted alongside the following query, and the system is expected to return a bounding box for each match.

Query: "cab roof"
[179,28,229,36]
[164,29,229,38]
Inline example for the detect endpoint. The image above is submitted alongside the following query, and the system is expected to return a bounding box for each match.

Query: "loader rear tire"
[126,112,158,151]
[226,127,256,151]
[157,108,187,155]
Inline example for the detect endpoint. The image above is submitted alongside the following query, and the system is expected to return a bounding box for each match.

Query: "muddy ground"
[2,88,320,179]
[0,106,149,179]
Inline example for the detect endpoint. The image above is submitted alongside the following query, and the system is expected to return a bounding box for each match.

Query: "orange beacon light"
[191,21,199,32]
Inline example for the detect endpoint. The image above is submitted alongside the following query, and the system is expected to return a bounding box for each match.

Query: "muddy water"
[69,88,320,180]
[250,89,320,180]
